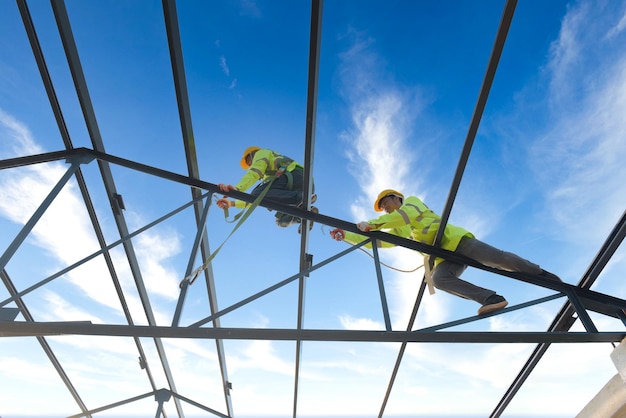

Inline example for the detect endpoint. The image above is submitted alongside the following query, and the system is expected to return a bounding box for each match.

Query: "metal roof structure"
[1,0,626,417]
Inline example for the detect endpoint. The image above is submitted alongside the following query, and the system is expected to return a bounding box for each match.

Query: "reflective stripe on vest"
[405,202,439,236]
[405,202,439,295]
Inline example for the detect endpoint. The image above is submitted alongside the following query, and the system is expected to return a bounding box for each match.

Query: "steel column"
[51,1,184,414]
[294,1,324,416]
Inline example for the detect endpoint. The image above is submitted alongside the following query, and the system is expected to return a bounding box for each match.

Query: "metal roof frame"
[2,0,625,416]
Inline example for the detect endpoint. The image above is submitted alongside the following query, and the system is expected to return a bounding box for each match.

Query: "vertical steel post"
[172,194,212,327]
[371,242,392,331]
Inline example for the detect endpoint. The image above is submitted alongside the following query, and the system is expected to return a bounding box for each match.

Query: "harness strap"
[423,255,436,295]
[284,170,293,190]
[179,177,276,288]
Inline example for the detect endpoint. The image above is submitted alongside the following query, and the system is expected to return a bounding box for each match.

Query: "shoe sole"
[477,300,508,315]
[540,269,563,282]
[298,194,317,207]
[298,206,319,234]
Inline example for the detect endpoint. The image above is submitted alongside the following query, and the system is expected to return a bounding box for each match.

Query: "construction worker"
[217,146,317,231]
[329,189,561,315]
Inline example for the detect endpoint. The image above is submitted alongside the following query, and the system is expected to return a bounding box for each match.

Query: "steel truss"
[1,0,625,417]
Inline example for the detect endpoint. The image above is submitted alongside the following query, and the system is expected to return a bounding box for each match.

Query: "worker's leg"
[250,174,302,205]
[431,260,495,304]
[251,170,315,228]
[455,237,542,275]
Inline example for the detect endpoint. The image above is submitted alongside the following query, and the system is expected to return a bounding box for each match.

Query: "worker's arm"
[216,198,250,210]
[331,226,411,248]
[363,211,408,230]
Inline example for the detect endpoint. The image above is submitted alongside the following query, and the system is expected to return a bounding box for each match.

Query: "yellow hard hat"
[240,146,260,169]
[374,189,404,212]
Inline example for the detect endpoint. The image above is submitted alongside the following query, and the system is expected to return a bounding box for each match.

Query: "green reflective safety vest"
[343,196,474,266]
[233,149,302,209]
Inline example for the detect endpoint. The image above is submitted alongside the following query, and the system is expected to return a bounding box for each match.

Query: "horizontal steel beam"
[0,322,623,343]
[3,151,623,305]
[5,149,626,322]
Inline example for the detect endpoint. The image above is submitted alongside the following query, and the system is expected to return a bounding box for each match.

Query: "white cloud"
[339,314,383,330]
[531,0,626,245]
[40,290,103,324]
[134,230,182,300]
[219,55,230,77]
[606,6,626,39]
[0,109,216,380]
[336,27,444,335]
[331,5,626,414]
[234,340,293,376]
[0,356,60,386]
[0,108,43,157]
[0,107,187,314]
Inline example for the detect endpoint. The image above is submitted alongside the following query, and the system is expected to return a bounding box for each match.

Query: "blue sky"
[1,0,626,416]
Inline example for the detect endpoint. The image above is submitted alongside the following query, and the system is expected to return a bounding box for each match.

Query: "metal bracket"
[111,193,126,214]
[304,253,313,277]
[0,307,19,321]
[154,388,171,403]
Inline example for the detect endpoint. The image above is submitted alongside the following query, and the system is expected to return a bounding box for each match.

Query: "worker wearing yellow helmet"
[218,147,316,230]
[330,189,561,315]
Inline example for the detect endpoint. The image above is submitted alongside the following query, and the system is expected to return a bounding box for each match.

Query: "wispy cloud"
[337,29,421,210]
[219,54,238,90]
[234,340,293,375]
[0,107,193,354]
[336,28,448,328]
[339,314,384,330]
[530,0,626,244]
[238,0,262,18]
[219,55,230,77]
[333,3,626,413]
[0,108,43,157]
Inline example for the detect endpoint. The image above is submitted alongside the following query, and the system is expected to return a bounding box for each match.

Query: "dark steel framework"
[1,0,625,417]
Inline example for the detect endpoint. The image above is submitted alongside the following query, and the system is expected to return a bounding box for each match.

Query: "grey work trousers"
[250,168,313,227]
[431,236,542,305]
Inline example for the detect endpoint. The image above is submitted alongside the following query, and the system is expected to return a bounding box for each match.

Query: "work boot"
[298,206,319,234]
[477,294,508,315]
[297,193,317,207]
[539,269,562,282]
[275,213,298,228]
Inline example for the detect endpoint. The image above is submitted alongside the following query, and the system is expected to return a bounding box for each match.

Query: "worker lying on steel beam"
[218,146,317,232]
[329,189,561,315]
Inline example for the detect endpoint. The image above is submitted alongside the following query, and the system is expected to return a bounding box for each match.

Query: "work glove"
[357,222,372,232]
[330,228,345,241]
[216,198,233,209]
[218,184,236,193]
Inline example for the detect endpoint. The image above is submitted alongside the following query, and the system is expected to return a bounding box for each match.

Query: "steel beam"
[379,1,519,415]
[51,1,184,415]
[371,243,392,331]
[1,269,89,415]
[1,322,624,344]
[294,1,323,416]
[491,208,626,417]
[18,0,164,401]
[0,191,208,308]
[163,0,238,411]
[189,239,370,328]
